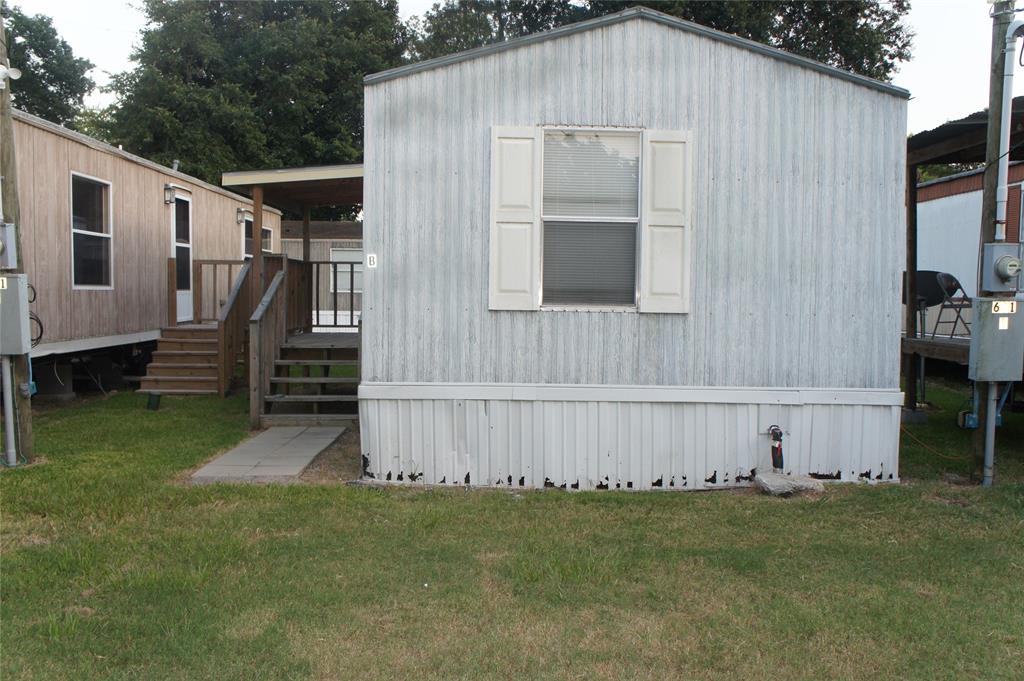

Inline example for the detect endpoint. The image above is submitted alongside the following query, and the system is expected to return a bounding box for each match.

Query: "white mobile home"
[358,8,908,490]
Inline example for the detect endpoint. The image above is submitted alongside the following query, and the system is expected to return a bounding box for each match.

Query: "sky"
[6,0,1017,135]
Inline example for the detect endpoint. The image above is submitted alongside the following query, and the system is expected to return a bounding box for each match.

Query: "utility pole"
[0,22,33,460]
[973,0,1015,478]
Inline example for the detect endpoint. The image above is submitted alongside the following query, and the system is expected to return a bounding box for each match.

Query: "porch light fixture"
[0,65,21,90]
[236,208,245,224]
[163,184,175,204]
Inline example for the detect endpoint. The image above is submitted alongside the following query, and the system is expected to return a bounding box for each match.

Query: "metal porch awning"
[221,164,363,214]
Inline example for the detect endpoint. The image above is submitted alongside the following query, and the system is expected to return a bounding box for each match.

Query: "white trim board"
[358,382,904,406]
[32,330,161,358]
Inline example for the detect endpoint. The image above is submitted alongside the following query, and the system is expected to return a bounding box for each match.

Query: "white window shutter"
[639,130,691,314]
[489,126,541,310]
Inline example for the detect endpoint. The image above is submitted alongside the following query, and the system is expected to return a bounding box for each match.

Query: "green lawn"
[1,383,1022,680]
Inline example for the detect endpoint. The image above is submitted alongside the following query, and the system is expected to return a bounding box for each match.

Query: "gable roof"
[365,6,908,99]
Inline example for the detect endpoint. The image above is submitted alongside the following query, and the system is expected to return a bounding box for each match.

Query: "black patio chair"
[931,272,971,339]
[903,270,945,338]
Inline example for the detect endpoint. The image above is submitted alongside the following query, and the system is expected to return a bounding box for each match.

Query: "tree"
[413,1,912,82]
[106,0,409,190]
[411,1,585,60]
[0,3,94,126]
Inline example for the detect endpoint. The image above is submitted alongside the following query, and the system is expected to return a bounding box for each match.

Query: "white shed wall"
[361,19,907,390]
[916,191,982,297]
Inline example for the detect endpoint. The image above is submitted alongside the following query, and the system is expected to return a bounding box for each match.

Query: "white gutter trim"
[357,382,905,407]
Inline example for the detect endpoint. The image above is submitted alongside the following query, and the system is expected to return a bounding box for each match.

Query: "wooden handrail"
[215,260,252,396]
[249,271,287,427]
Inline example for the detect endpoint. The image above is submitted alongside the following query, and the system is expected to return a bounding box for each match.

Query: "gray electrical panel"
[969,297,1024,382]
[0,273,31,355]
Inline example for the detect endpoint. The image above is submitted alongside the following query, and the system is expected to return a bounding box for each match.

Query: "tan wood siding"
[13,118,281,346]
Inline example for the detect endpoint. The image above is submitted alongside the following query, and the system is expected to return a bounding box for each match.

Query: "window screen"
[71,175,112,287]
[261,228,272,253]
[542,131,639,306]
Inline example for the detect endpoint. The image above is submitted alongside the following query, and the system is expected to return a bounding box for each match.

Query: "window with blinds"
[541,130,639,306]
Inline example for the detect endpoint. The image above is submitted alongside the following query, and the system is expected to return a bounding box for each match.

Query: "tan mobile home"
[12,109,281,359]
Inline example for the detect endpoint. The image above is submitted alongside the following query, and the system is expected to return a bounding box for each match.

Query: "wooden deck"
[283,331,359,350]
[901,335,969,365]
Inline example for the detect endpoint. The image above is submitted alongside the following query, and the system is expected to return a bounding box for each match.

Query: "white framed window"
[329,248,363,293]
[242,214,273,258]
[70,172,113,289]
[542,129,639,307]
[489,126,691,314]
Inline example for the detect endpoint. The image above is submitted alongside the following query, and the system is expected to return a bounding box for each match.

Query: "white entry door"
[172,194,193,322]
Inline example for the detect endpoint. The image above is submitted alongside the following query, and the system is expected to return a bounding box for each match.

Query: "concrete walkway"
[191,426,345,483]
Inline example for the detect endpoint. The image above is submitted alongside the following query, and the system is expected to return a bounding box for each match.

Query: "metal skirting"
[359,384,901,490]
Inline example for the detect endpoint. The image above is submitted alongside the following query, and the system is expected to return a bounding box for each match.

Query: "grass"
[1,383,1023,680]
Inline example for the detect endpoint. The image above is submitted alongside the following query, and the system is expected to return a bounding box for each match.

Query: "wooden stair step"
[153,350,217,358]
[138,388,219,396]
[264,394,358,403]
[141,376,217,392]
[274,359,359,366]
[270,377,358,384]
[259,414,357,427]
[158,340,218,351]
[145,363,218,377]
[160,326,218,339]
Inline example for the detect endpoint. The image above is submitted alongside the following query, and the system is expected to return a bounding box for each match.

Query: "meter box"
[981,243,1023,293]
[0,273,31,355]
[969,297,1024,382]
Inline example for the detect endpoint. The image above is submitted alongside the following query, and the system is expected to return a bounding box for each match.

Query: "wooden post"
[166,257,177,326]
[192,260,202,323]
[302,205,311,262]
[904,163,919,410]
[0,25,33,458]
[973,1,1015,474]
[251,186,264,309]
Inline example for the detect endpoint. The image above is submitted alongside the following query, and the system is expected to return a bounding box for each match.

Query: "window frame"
[538,125,643,311]
[329,247,364,294]
[70,171,114,291]
[241,212,274,258]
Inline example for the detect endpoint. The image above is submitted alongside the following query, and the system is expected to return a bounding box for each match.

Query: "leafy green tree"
[0,3,94,125]
[413,1,912,82]
[107,0,409,188]
[411,1,585,60]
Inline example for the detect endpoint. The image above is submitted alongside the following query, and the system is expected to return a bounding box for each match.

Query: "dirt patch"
[301,426,363,483]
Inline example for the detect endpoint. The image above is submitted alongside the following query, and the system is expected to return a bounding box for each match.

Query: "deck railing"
[310,261,361,328]
[193,259,247,323]
[249,271,288,427]
[216,261,253,396]
[165,256,247,326]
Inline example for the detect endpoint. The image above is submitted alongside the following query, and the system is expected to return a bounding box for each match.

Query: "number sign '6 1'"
[992,300,1017,315]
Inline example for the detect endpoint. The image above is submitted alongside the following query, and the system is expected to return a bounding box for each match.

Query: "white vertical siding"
[361,19,907,390]
[917,192,983,298]
[360,385,901,490]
